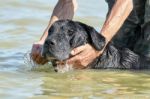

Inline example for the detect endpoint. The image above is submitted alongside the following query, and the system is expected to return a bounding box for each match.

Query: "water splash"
[24,51,74,73]
[24,51,52,72]
[24,51,37,68]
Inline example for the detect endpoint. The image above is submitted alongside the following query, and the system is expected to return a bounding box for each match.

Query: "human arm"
[31,0,78,64]
[67,0,133,68]
[39,0,78,44]
[101,0,133,44]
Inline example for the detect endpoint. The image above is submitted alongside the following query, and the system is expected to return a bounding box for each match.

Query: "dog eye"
[68,30,74,36]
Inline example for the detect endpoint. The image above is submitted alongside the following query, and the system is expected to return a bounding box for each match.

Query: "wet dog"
[42,20,149,72]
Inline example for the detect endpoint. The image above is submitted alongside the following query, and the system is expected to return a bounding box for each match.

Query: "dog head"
[42,20,105,70]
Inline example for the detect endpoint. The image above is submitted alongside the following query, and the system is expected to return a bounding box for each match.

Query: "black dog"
[42,19,150,71]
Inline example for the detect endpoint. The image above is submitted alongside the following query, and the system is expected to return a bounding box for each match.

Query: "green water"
[0,0,150,99]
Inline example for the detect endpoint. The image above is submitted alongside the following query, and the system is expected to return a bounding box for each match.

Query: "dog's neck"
[87,43,141,69]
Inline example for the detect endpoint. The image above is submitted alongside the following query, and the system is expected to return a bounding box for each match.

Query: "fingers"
[69,44,89,63]
[67,44,100,68]
[68,45,86,65]
[67,50,87,66]
[41,59,48,65]
[67,55,81,64]
[35,55,43,64]
[34,53,48,65]
[31,44,48,65]
[71,44,86,55]
[31,44,40,60]
[67,55,87,69]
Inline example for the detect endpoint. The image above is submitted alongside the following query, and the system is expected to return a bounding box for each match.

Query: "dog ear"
[78,22,106,51]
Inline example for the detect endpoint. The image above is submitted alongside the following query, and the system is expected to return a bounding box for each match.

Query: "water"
[0,0,150,99]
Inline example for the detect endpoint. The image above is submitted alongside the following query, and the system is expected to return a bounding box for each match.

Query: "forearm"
[39,0,78,43]
[101,0,133,44]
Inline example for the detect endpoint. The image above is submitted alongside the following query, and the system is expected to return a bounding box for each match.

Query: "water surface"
[0,0,150,99]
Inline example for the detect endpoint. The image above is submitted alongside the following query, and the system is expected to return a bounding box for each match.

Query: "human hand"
[67,44,103,69]
[31,41,48,65]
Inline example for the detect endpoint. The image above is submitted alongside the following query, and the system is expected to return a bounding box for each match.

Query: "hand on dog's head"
[42,19,105,71]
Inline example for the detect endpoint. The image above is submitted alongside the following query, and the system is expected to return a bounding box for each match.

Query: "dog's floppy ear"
[78,22,106,51]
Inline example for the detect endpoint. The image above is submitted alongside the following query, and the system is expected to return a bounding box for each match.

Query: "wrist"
[34,40,44,45]
[95,35,110,57]
[39,30,48,44]
[39,40,45,45]
[96,47,105,57]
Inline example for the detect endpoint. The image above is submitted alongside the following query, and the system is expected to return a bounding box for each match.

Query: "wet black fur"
[42,19,150,70]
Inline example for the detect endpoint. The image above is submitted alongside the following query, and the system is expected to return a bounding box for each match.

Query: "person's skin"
[67,0,133,68]
[31,0,77,64]
[32,0,133,68]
